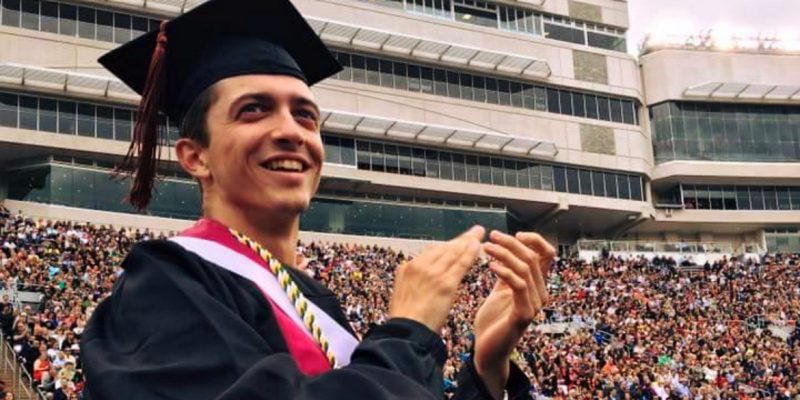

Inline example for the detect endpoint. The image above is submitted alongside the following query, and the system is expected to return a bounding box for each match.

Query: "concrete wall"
[640,49,800,106]
[314,81,653,175]
[294,0,642,99]
[652,161,800,186]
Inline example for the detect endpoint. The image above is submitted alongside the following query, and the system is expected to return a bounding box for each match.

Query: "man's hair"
[179,86,216,146]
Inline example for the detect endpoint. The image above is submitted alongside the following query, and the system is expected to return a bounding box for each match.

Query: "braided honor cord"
[229,228,337,368]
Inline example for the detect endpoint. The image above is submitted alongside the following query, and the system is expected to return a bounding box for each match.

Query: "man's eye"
[295,110,320,128]
[238,103,265,118]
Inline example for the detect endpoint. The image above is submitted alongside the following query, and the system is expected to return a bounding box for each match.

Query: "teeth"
[265,159,304,172]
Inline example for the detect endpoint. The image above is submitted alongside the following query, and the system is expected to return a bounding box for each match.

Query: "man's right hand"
[388,225,485,333]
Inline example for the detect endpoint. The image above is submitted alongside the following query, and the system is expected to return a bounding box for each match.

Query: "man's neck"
[203,201,300,268]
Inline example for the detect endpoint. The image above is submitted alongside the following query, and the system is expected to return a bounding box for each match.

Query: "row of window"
[0,90,645,202]
[323,134,646,201]
[0,0,161,43]
[664,184,800,211]
[650,101,800,163]
[363,0,627,52]
[330,50,640,125]
[0,92,180,142]
[7,162,510,240]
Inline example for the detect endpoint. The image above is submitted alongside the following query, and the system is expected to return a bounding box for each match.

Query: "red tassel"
[116,21,168,211]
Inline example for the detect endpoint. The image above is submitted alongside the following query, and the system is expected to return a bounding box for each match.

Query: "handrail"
[0,335,47,400]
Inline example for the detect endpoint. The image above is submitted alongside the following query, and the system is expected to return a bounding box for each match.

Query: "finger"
[515,232,556,273]
[489,231,544,301]
[489,262,535,323]
[483,242,535,302]
[434,236,476,283]
[454,225,486,242]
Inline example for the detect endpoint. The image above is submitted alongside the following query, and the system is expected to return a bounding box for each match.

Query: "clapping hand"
[473,231,554,399]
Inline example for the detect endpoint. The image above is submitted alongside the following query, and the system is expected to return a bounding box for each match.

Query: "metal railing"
[577,240,734,254]
[0,334,47,400]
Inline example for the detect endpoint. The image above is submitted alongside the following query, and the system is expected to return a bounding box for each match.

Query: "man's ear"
[175,138,211,181]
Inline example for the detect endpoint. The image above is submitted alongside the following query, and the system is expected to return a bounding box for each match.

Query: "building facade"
[0,0,796,253]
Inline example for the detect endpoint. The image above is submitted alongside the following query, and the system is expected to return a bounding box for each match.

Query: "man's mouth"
[261,159,307,172]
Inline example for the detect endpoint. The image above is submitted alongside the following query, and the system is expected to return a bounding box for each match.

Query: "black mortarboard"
[98,0,341,210]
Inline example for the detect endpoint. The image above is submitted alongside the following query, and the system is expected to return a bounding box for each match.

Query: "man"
[81,0,553,398]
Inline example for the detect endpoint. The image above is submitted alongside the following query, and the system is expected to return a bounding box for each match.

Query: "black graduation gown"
[81,240,531,399]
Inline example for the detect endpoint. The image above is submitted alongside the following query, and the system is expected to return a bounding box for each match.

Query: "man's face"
[193,74,323,217]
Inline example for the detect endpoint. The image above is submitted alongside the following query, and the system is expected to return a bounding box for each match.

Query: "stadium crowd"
[0,203,798,399]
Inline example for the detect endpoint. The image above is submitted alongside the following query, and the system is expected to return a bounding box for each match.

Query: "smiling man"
[80,0,553,399]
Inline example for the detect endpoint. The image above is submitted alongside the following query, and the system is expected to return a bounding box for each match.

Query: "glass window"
[485,78,498,104]
[420,67,433,94]
[370,142,385,172]
[584,95,598,119]
[40,0,58,33]
[610,99,623,123]
[578,169,591,195]
[629,176,643,201]
[446,71,460,98]
[113,108,132,141]
[365,58,380,86]
[763,187,778,210]
[791,188,800,211]
[77,7,95,39]
[587,32,625,52]
[553,166,566,192]
[384,144,399,174]
[341,137,356,166]
[544,22,585,45]
[439,152,453,180]
[425,149,439,178]
[407,65,420,92]
[566,168,579,194]
[131,16,148,38]
[58,4,75,36]
[750,187,765,210]
[498,80,511,106]
[503,160,517,187]
[433,68,447,95]
[96,106,113,139]
[533,86,547,112]
[527,164,541,189]
[380,60,394,88]
[452,154,466,181]
[473,76,486,103]
[777,187,792,210]
[591,171,605,197]
[20,0,39,30]
[540,165,553,190]
[351,55,366,84]
[509,82,523,107]
[335,52,351,82]
[736,187,751,210]
[622,101,635,125]
[465,155,479,183]
[515,161,529,188]
[411,147,425,176]
[113,12,131,43]
[490,158,504,185]
[546,88,560,114]
[459,73,473,101]
[2,0,21,27]
[572,93,585,118]
[38,98,57,132]
[57,100,76,134]
[559,90,573,116]
[0,93,17,127]
[454,0,498,28]
[604,173,618,198]
[18,95,37,130]
[96,10,112,42]
[478,156,491,184]
[597,97,611,121]
[356,140,370,170]
[393,62,408,90]
[398,146,412,175]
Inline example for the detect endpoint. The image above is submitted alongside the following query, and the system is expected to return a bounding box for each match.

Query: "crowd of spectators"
[0,203,798,399]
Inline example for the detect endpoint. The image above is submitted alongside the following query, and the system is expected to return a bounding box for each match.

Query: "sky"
[626,0,800,56]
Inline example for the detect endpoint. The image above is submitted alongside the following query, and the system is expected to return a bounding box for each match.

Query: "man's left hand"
[473,231,554,399]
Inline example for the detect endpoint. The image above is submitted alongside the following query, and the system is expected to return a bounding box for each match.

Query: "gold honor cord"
[229,228,337,368]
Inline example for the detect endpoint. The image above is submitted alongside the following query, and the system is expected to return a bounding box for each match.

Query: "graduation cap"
[99,0,341,210]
